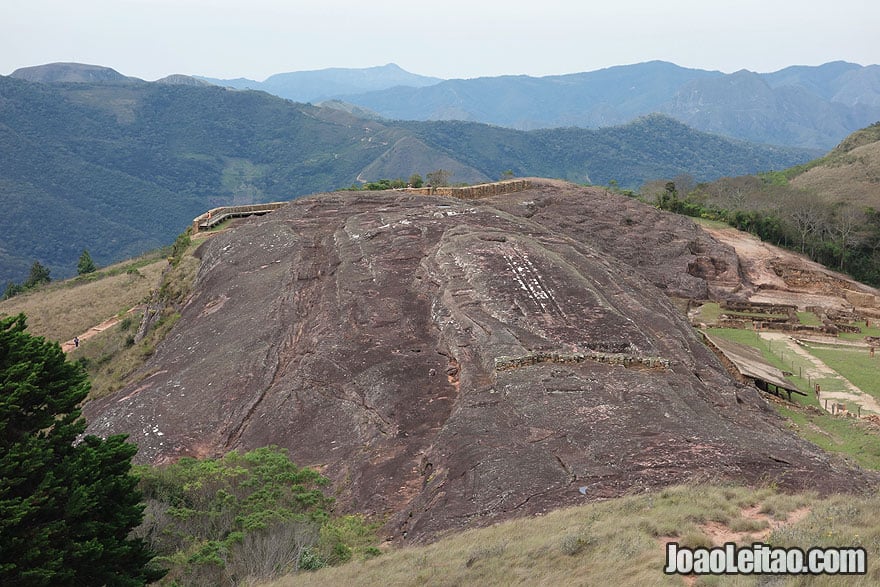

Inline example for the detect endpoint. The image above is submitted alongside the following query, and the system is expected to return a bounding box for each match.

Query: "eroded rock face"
[84,180,873,542]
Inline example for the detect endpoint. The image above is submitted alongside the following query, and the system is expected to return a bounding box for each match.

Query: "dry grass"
[790,140,880,209]
[68,244,201,400]
[0,256,167,343]
[68,310,181,400]
[261,484,880,587]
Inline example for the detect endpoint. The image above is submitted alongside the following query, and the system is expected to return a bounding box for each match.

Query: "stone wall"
[409,179,532,200]
[845,290,877,308]
[723,301,797,315]
[494,350,670,372]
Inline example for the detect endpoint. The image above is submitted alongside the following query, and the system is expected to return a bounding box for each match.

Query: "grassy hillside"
[1,74,816,284]
[0,238,200,400]
[788,122,880,208]
[643,122,880,286]
[0,252,166,343]
[264,484,879,586]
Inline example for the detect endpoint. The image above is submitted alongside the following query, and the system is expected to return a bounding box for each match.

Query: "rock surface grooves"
[84,179,875,542]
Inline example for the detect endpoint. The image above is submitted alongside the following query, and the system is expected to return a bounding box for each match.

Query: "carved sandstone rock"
[84,180,874,542]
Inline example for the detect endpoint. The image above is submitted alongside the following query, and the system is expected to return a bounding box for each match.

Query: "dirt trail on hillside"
[759,332,880,415]
[61,306,142,353]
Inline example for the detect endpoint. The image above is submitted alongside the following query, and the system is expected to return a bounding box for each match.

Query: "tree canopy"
[0,313,163,585]
[77,249,96,275]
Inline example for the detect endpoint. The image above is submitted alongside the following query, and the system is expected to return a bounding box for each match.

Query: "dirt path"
[759,332,880,415]
[61,306,142,353]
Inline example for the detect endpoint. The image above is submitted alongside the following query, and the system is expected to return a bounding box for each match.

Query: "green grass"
[694,302,722,324]
[704,328,813,399]
[776,405,880,470]
[797,311,823,326]
[806,344,880,401]
[703,328,880,463]
[261,484,880,587]
[840,320,880,342]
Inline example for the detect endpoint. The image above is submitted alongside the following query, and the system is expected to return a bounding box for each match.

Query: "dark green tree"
[76,250,96,275]
[408,173,424,188]
[24,261,51,289]
[0,314,164,586]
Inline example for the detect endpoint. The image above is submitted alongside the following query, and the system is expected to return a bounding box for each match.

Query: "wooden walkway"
[191,202,288,233]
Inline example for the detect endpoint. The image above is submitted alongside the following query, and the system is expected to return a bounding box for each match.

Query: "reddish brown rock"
[84,180,875,542]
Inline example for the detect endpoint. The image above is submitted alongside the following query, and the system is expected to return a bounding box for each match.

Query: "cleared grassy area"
[840,320,880,342]
[806,344,880,402]
[264,484,880,587]
[776,404,880,470]
[0,255,167,342]
[704,328,864,407]
[693,301,722,324]
[705,328,813,398]
[797,311,822,326]
[702,328,880,464]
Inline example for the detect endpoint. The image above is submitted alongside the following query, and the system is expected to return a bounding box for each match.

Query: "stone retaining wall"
[723,301,797,315]
[409,179,532,200]
[494,350,670,372]
[845,290,877,308]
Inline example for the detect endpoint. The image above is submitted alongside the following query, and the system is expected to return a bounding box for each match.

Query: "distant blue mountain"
[198,63,442,103]
[266,60,880,150]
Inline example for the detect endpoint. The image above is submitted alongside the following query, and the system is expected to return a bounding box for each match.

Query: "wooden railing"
[191,202,288,233]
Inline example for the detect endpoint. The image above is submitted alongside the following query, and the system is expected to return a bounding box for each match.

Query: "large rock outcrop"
[84,180,874,542]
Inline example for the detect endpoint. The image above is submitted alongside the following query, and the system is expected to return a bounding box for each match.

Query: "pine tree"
[24,260,51,288]
[76,249,96,275]
[0,314,164,586]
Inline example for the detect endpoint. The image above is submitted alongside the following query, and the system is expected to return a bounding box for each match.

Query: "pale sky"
[3,0,878,81]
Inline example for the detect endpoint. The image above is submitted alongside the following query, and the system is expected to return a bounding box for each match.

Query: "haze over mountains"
[0,64,821,283]
[197,63,442,103]
[202,60,880,150]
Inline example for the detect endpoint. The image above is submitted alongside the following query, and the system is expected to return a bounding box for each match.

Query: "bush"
[134,446,380,585]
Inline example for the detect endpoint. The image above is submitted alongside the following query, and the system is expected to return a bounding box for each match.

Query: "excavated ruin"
[84,179,875,542]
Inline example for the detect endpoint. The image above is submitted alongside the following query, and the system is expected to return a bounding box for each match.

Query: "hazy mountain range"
[197,63,441,103]
[203,60,880,150]
[0,65,819,283]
